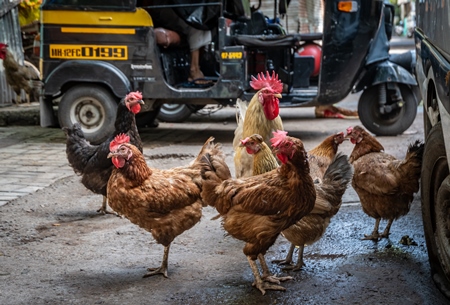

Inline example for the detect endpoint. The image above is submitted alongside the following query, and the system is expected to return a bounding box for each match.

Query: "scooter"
[350,2,419,136]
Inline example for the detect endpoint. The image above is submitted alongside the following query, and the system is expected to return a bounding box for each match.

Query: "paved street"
[0,127,70,206]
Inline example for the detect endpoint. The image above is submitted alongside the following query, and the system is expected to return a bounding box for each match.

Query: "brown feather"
[347,126,424,237]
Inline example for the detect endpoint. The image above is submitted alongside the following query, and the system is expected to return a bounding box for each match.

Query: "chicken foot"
[247,256,286,295]
[143,244,170,278]
[281,245,305,271]
[258,254,293,284]
[96,196,117,215]
[363,218,381,241]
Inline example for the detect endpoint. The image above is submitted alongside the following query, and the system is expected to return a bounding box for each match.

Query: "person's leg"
[189,48,204,81]
[186,26,211,82]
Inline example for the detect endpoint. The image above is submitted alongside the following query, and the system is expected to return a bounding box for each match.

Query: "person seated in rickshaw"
[142,0,216,85]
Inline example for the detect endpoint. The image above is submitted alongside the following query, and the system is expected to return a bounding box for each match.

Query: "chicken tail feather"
[232,98,248,149]
[400,140,425,194]
[200,140,232,209]
[62,123,92,174]
[320,153,353,202]
[405,140,425,162]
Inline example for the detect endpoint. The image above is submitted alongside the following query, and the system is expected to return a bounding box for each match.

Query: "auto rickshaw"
[39,0,419,143]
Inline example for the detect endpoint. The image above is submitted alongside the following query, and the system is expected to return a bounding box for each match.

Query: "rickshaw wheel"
[58,85,117,144]
[157,103,205,122]
[358,83,417,136]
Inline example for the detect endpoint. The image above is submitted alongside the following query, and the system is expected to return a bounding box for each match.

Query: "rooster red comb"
[109,133,130,151]
[125,91,143,101]
[250,71,283,93]
[0,43,7,49]
[270,130,288,147]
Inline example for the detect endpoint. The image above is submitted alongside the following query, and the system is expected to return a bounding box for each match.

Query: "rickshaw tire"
[58,85,117,145]
[358,83,418,136]
[157,103,195,122]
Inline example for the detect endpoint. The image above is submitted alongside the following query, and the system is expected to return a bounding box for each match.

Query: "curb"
[0,104,41,126]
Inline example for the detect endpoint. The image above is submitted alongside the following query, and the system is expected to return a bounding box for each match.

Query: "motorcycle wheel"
[421,122,450,299]
[358,83,417,136]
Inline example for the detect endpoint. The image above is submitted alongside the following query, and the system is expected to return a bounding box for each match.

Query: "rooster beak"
[107,152,114,158]
[138,99,144,105]
[274,93,282,98]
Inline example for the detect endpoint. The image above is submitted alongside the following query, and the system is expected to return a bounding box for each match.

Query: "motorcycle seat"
[234,32,321,48]
[234,33,303,47]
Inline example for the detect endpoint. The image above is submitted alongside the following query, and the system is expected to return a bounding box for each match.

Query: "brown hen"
[242,132,351,271]
[346,125,424,240]
[201,131,316,294]
[0,43,40,103]
[107,135,228,277]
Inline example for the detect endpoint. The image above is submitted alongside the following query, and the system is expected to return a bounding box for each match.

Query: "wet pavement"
[2,101,449,304]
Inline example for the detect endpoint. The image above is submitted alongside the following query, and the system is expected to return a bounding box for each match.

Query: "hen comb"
[109,133,130,151]
[240,136,250,146]
[270,130,288,147]
[125,91,143,101]
[0,43,8,49]
[250,71,283,93]
[346,126,353,135]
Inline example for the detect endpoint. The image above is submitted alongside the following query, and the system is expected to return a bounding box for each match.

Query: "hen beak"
[107,152,114,159]
[274,93,282,98]
[138,99,145,105]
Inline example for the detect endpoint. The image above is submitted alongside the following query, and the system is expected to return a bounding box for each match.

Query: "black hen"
[63,91,144,214]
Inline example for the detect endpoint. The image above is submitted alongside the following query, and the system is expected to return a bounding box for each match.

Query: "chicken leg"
[363,218,381,241]
[247,256,286,295]
[96,196,116,215]
[272,243,295,265]
[380,219,394,238]
[143,244,170,278]
[257,253,292,283]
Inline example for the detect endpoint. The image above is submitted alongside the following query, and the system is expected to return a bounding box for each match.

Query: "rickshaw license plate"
[221,51,243,60]
[49,44,128,60]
